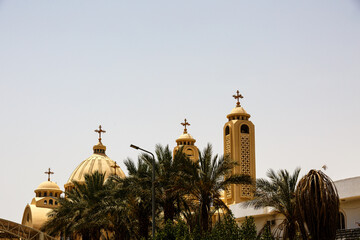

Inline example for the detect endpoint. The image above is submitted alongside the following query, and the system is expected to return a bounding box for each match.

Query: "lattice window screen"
[240,135,251,197]
[225,134,232,198]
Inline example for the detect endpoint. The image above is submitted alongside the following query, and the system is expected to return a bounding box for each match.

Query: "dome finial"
[181,119,190,134]
[232,90,243,107]
[94,125,106,142]
[44,168,54,181]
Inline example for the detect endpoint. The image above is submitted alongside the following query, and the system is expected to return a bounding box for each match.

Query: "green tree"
[142,144,192,224]
[155,220,190,240]
[210,213,241,240]
[240,216,257,240]
[296,169,339,240]
[120,158,153,240]
[260,222,274,240]
[178,144,252,233]
[42,171,108,240]
[243,168,301,240]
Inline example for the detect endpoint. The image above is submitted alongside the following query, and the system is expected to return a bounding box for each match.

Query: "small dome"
[178,133,195,140]
[36,181,60,191]
[230,106,248,115]
[227,106,251,120]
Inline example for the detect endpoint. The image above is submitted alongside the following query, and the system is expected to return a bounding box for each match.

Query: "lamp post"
[130,144,156,238]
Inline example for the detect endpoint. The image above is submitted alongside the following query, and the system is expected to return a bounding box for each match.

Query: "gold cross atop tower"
[44,168,54,181]
[233,90,243,107]
[181,119,190,134]
[111,161,120,175]
[95,125,106,141]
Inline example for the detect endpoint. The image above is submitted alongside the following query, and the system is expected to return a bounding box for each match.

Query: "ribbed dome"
[66,152,126,185]
[36,181,60,190]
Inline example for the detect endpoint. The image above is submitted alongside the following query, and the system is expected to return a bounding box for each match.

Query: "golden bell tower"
[173,119,199,161]
[224,90,255,204]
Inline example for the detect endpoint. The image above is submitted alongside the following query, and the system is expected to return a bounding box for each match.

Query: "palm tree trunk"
[200,201,209,233]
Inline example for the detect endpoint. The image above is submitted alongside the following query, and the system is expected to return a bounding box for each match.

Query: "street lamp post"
[130,144,156,238]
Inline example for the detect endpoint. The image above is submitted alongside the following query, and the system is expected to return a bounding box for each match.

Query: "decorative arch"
[240,124,249,134]
[0,218,56,240]
[225,126,230,135]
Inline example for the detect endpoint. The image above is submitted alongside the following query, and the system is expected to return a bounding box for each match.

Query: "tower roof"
[176,119,196,144]
[227,90,251,120]
[36,181,60,191]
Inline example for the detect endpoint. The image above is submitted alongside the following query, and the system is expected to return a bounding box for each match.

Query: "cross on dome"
[44,168,54,181]
[181,119,190,133]
[233,90,243,107]
[111,161,120,175]
[95,125,106,141]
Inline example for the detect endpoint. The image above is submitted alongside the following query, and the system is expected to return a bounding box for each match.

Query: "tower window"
[50,192,53,197]
[186,149,194,157]
[44,192,47,197]
[241,124,249,134]
[225,126,230,135]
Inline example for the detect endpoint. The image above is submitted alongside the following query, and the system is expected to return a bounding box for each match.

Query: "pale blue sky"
[0,0,359,223]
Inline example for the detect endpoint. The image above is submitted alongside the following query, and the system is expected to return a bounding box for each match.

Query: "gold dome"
[65,141,125,189]
[227,106,251,120]
[36,181,60,191]
[177,133,195,140]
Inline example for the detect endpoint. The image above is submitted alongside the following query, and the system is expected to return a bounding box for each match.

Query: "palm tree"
[178,143,252,233]
[296,169,339,240]
[97,176,133,240]
[117,158,153,240]
[141,144,192,224]
[42,171,108,240]
[243,168,301,240]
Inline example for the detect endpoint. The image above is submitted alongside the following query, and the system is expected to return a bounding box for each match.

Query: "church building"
[21,90,360,237]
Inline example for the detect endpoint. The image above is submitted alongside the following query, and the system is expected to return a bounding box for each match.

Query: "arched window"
[50,192,53,197]
[240,124,249,134]
[186,149,194,157]
[44,200,47,205]
[225,126,230,135]
[44,192,47,197]
[338,212,346,229]
[55,201,58,205]
[49,199,53,205]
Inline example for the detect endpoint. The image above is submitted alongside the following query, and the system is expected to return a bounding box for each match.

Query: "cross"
[232,90,243,107]
[95,125,106,141]
[111,161,120,175]
[181,119,190,133]
[44,168,54,181]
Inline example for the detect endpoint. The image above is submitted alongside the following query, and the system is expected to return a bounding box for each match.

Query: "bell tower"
[224,90,255,204]
[174,119,199,161]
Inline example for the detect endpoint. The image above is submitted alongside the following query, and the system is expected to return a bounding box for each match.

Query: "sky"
[0,0,359,223]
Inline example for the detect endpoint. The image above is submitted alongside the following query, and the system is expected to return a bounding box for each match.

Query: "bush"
[240,216,257,240]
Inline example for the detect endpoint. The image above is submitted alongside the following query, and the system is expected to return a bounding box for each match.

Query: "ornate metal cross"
[44,168,54,181]
[111,161,120,175]
[95,125,106,140]
[232,90,243,107]
[181,119,190,133]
